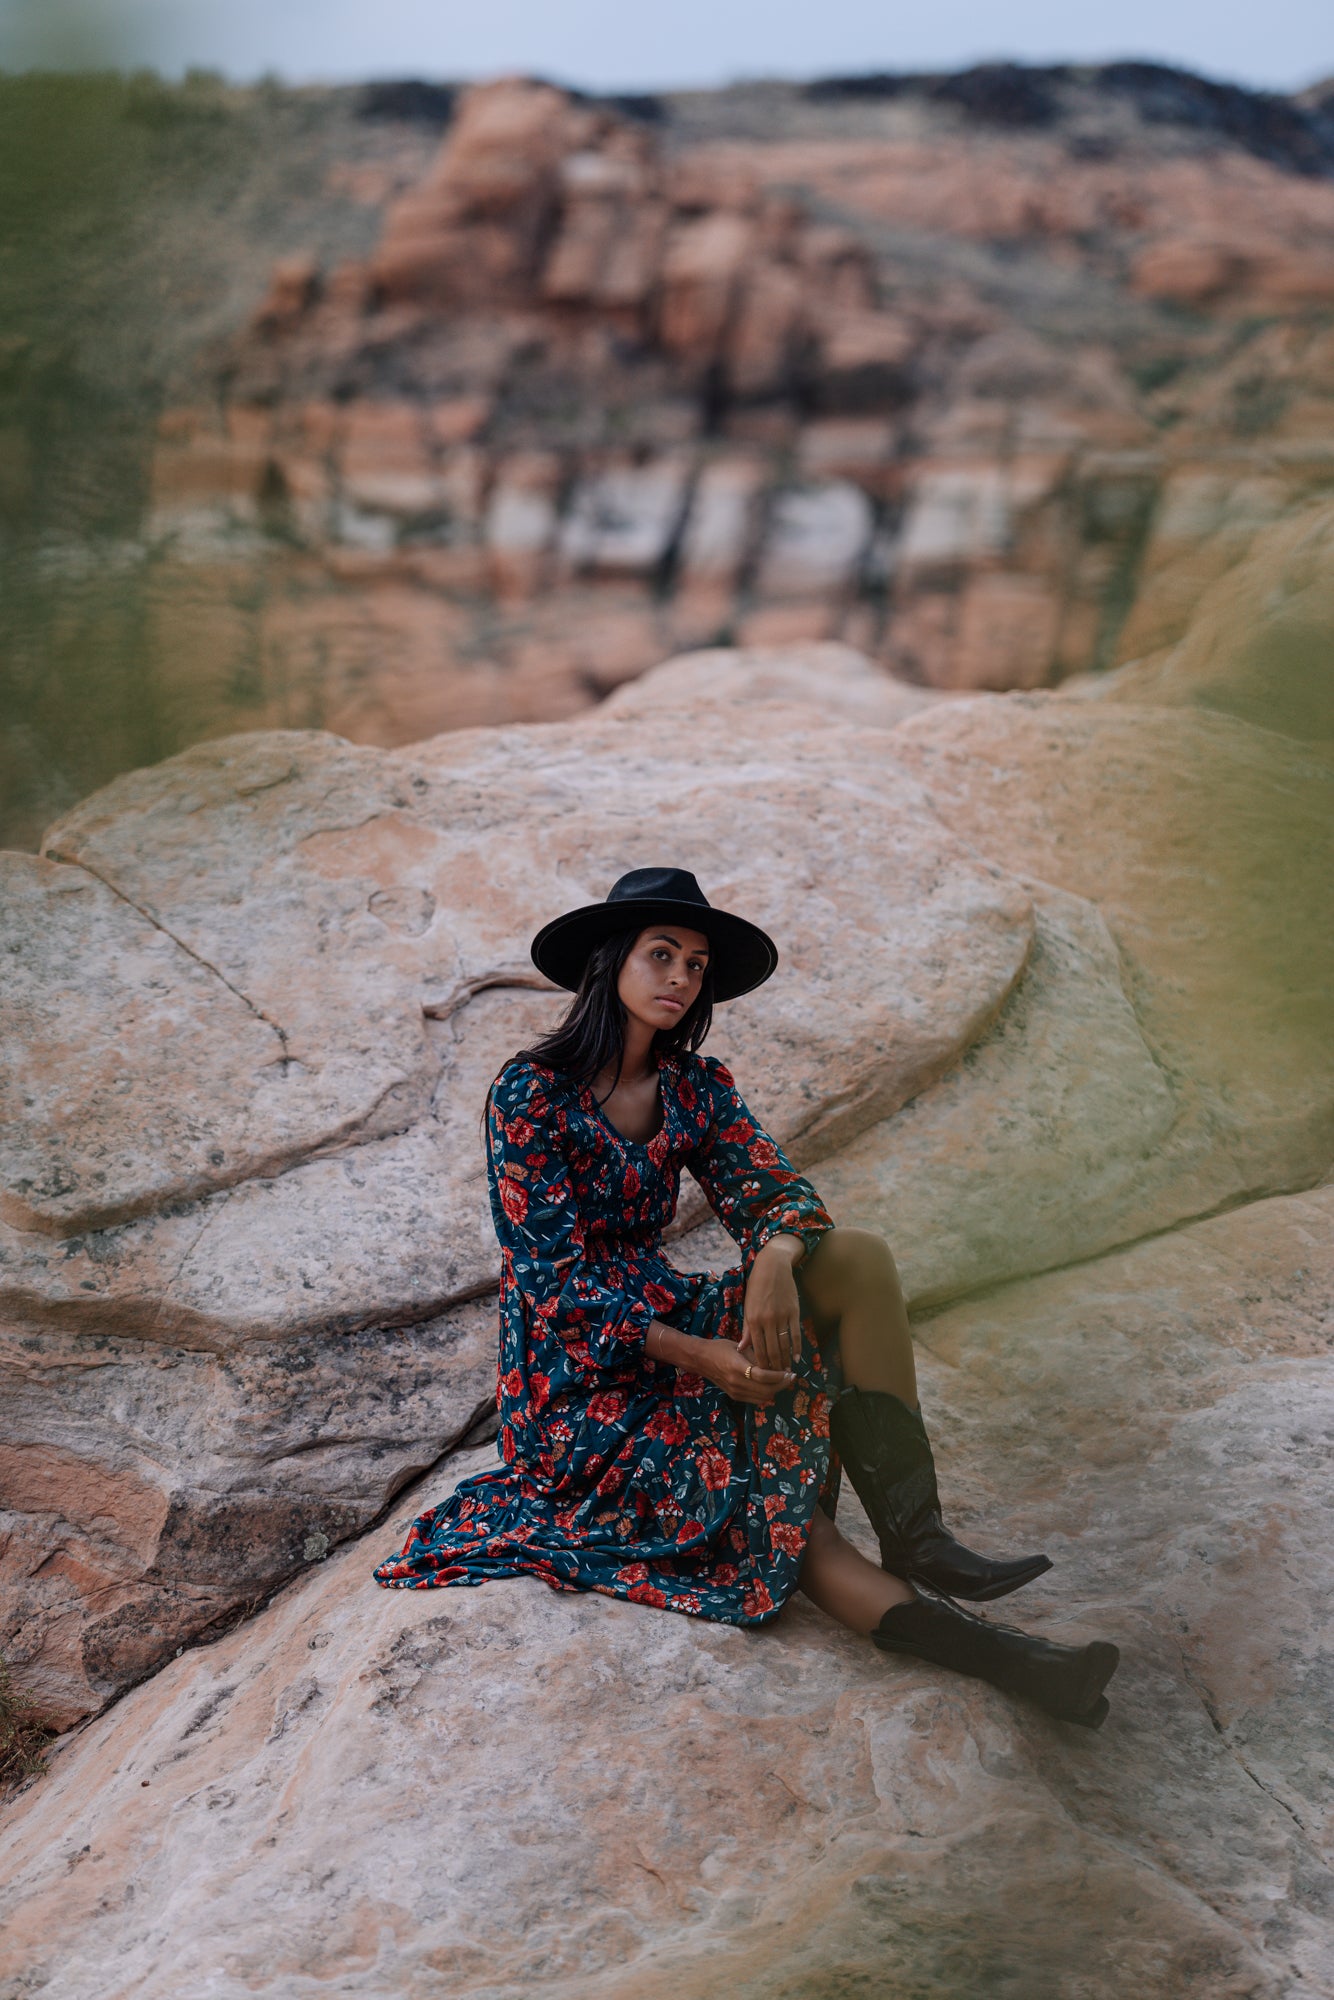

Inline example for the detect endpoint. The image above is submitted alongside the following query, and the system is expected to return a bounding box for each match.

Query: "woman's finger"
[757,1320,785,1371]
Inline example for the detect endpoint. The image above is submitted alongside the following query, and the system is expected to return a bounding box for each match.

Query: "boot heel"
[1073,1640,1120,1716]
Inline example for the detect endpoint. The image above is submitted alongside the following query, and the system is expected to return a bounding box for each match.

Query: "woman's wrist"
[756,1231,806,1270]
[645,1320,712,1373]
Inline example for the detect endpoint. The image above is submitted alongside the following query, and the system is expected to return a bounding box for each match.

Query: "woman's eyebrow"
[651,931,709,956]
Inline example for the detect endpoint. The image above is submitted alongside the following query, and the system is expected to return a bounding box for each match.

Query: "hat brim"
[530,896,777,1003]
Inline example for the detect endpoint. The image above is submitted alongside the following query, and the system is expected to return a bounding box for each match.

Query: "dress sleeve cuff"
[753,1210,835,1264]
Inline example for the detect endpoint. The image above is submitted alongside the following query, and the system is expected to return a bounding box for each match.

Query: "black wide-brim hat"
[530,867,777,1004]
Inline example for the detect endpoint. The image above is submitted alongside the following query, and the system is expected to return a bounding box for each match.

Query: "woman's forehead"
[636,923,710,954]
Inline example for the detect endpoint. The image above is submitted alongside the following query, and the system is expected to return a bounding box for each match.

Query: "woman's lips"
[655,995,684,1009]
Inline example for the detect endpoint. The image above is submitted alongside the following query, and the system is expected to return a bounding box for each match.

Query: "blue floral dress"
[372,1049,840,1624]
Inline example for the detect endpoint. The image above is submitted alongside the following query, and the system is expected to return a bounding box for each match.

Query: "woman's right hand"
[701,1339,795,1407]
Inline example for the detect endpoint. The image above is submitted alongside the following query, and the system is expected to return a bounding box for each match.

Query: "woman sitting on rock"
[374,868,1120,1728]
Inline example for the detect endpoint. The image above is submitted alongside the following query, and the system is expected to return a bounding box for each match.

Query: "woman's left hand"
[739,1237,804,1372]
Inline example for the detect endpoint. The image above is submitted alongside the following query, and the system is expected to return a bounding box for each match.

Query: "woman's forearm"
[645,1319,714,1372]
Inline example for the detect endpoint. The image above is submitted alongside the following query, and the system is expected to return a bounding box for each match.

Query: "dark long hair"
[485,924,715,1124]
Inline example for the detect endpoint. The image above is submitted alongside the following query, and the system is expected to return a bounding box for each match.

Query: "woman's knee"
[808,1225,900,1299]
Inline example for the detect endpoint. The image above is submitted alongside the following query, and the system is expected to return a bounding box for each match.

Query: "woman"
[374,867,1120,1728]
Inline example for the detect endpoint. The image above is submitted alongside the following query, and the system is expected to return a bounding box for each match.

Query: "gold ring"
[745,1362,754,1380]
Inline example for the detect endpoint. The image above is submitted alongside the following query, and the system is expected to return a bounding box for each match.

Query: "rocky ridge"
[6,61,1334,848]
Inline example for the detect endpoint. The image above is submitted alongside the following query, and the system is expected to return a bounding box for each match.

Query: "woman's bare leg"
[801,1226,917,1405]
[799,1505,914,1632]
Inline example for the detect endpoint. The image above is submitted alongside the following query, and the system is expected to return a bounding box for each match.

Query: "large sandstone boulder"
[3,677,1034,1722]
[5,650,1330,1730]
[3,1186,1331,1997]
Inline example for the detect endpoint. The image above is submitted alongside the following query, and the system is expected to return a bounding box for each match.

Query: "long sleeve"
[486,1064,656,1375]
[686,1055,834,1264]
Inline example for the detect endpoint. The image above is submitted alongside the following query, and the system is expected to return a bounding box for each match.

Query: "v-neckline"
[581,1058,673,1152]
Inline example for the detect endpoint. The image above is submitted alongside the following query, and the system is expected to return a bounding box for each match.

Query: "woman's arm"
[687,1057,834,1264]
[686,1058,835,1372]
[644,1318,793,1407]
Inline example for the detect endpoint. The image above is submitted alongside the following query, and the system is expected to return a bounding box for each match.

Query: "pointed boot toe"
[903,1534,1053,1603]
[830,1387,1054,1602]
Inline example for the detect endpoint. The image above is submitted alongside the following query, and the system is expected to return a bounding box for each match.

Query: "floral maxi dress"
[372,1050,841,1625]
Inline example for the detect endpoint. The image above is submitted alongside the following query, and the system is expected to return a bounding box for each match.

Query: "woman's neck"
[619,1019,657,1082]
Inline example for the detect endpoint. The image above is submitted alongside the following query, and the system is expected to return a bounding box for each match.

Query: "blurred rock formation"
[4,62,1334,844]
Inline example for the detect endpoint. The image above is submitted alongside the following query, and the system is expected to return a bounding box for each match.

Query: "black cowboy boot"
[874,1588,1119,1729]
[830,1386,1052,1601]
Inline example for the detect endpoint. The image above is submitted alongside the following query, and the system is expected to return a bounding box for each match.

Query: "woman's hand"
[646,1320,792,1405]
[739,1236,805,1372]
[701,1339,794,1407]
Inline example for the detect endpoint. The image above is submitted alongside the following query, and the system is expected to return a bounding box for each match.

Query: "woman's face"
[617,923,710,1035]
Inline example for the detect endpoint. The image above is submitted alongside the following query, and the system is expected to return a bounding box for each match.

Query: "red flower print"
[766,1435,802,1471]
[770,1521,806,1557]
[529,1371,551,1411]
[499,1176,529,1224]
[719,1120,755,1145]
[643,1280,676,1313]
[676,1517,705,1543]
[500,1425,516,1463]
[763,1493,786,1520]
[588,1389,628,1426]
[626,1582,668,1608]
[501,1368,524,1400]
[748,1136,782,1169]
[596,1462,627,1497]
[743,1578,775,1618]
[614,1562,649,1586]
[809,1393,831,1439]
[509,1116,537,1145]
[646,1406,689,1446]
[698,1444,732,1491]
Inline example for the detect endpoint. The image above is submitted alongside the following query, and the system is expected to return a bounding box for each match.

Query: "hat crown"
[606,867,709,909]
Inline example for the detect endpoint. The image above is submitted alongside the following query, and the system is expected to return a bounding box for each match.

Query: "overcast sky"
[3,0,1331,94]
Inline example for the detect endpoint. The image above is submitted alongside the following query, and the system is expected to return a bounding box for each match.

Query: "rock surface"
[890,693,1334,1201]
[1086,496,1334,744]
[3,1186,1332,1998]
[0,648,1328,1976]
[0,1301,497,1727]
